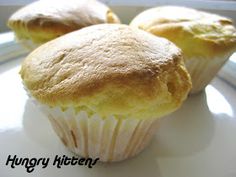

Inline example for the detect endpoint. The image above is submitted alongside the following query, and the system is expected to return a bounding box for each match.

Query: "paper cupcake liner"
[15,37,40,51]
[37,103,159,162]
[185,55,229,94]
[23,86,160,162]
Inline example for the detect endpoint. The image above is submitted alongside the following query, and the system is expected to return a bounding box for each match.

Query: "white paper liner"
[23,86,159,162]
[39,103,159,162]
[16,38,41,51]
[185,55,230,94]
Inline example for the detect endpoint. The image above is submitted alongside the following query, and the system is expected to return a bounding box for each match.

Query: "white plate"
[0,57,236,177]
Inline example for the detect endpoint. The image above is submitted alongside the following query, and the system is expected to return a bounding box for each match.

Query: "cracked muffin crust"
[20,24,191,119]
[8,0,120,45]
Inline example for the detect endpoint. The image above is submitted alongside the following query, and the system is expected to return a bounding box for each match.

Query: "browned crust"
[130,6,236,58]
[7,0,120,43]
[21,24,191,118]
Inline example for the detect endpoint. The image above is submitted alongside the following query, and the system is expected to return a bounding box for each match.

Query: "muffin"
[20,24,191,162]
[7,0,120,50]
[130,6,236,94]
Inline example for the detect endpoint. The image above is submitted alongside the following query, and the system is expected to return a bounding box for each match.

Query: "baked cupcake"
[20,24,191,161]
[130,6,236,94]
[7,0,120,50]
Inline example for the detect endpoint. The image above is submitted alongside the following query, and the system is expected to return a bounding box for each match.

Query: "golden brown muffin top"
[130,6,236,58]
[8,0,120,44]
[21,24,191,119]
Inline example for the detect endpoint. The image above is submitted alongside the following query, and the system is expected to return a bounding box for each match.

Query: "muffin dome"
[130,6,236,93]
[130,6,236,59]
[20,24,191,119]
[8,0,120,44]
